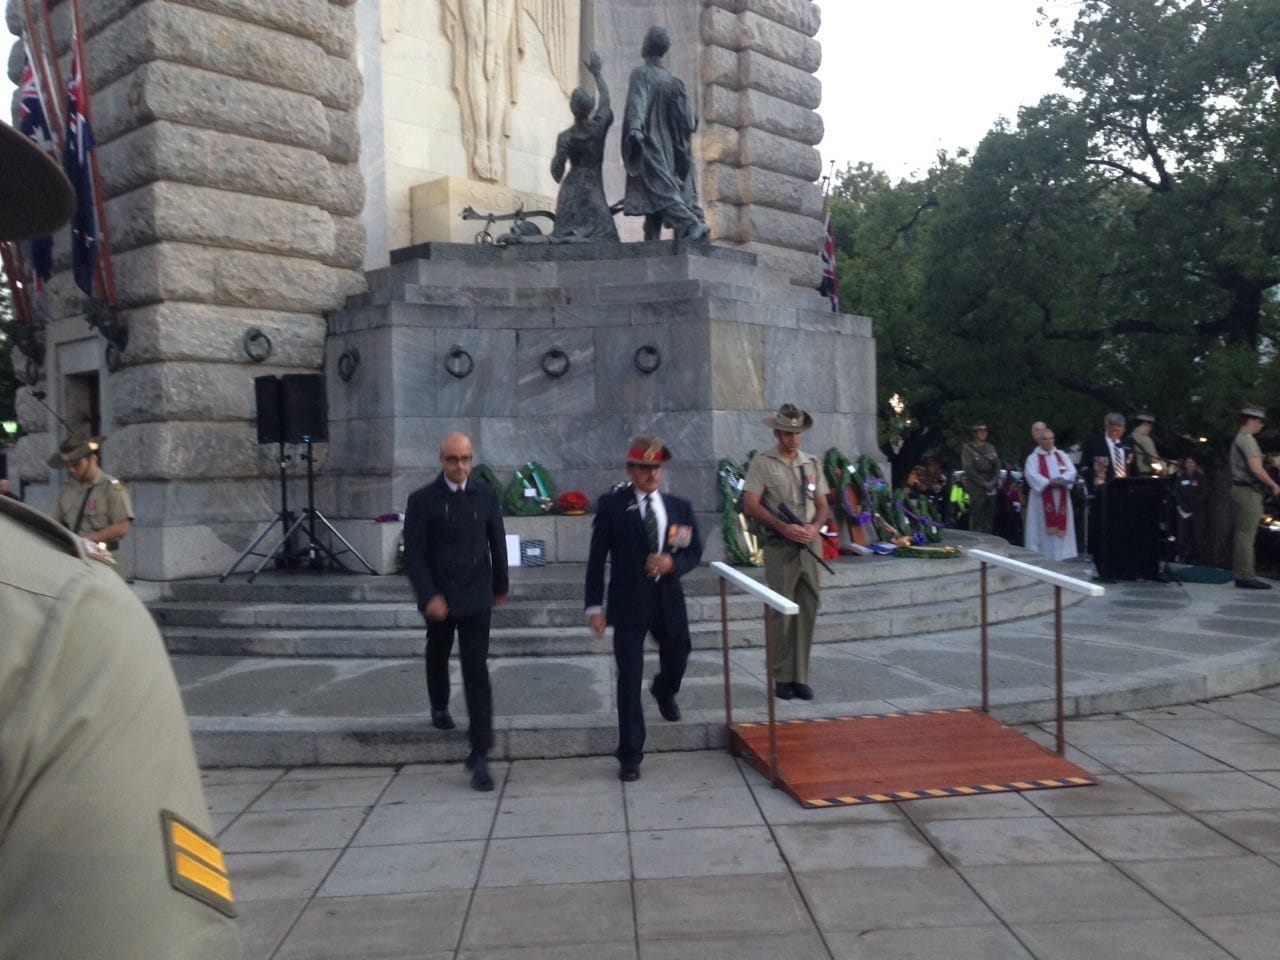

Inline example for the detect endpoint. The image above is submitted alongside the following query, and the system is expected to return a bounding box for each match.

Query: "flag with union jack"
[63,37,97,297]
[19,44,56,285]
[818,212,839,313]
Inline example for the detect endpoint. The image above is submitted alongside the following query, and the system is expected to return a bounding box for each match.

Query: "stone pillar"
[699,0,826,285]
[5,0,366,579]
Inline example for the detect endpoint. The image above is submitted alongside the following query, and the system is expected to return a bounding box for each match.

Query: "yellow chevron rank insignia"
[161,810,237,918]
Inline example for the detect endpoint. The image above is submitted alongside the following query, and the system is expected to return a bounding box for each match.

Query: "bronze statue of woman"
[550,52,619,241]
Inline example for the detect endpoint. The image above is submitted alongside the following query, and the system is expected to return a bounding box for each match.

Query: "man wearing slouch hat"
[1230,405,1280,589]
[742,404,830,702]
[48,426,134,576]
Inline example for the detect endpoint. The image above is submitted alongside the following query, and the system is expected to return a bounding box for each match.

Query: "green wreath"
[716,457,762,566]
[502,461,556,516]
[472,463,501,497]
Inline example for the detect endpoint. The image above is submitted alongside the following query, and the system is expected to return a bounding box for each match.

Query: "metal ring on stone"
[541,347,570,379]
[337,347,361,383]
[105,342,122,372]
[243,327,273,363]
[445,345,474,379]
[633,344,661,375]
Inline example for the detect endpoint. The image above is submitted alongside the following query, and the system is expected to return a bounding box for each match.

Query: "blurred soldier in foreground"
[0,120,242,958]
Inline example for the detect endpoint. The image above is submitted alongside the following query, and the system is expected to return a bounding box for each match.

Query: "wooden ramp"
[731,708,1098,808]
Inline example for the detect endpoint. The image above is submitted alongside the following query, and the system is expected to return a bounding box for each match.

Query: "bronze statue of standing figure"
[621,26,710,242]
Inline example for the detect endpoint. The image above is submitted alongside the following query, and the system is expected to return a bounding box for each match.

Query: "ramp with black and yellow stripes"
[731,707,1097,808]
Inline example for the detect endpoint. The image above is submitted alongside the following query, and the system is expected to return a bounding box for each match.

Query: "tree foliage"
[833,0,1280,474]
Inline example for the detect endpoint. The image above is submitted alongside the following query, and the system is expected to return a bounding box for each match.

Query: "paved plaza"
[215,686,1280,960]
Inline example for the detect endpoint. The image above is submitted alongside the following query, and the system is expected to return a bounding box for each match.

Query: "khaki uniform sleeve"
[106,477,134,525]
[743,453,768,497]
[810,454,829,499]
[0,517,242,960]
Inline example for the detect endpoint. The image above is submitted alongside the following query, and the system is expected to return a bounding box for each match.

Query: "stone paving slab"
[213,685,1280,959]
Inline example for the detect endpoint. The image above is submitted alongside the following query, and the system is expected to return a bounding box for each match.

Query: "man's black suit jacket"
[404,475,508,618]
[1079,432,1132,488]
[585,486,703,633]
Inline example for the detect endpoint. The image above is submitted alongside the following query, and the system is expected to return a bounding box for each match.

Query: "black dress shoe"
[619,764,641,782]
[431,709,456,730]
[774,681,795,700]
[792,683,814,700]
[469,756,494,792]
[650,684,681,722]
[1235,578,1273,590]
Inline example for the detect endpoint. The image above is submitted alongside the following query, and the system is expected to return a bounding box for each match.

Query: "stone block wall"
[698,0,826,285]
[5,0,366,579]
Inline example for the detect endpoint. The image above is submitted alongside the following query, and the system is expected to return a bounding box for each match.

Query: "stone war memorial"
[5,0,878,580]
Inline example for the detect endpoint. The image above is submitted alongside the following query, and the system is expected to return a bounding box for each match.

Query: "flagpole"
[21,0,65,145]
[69,0,118,308]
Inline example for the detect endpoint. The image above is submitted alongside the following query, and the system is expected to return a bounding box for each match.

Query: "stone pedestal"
[409,177,557,244]
[318,240,878,568]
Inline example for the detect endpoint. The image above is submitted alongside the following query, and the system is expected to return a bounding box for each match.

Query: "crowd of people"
[906,409,1277,585]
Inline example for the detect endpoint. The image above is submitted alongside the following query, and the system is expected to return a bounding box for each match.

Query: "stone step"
[160,580,1073,658]
[149,564,1031,631]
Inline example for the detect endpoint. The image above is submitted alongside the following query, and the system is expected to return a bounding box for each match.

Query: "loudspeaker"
[1097,478,1161,580]
[254,375,285,445]
[253,374,328,444]
[281,374,328,442]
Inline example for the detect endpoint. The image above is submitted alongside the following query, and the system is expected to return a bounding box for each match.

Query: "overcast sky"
[814,0,1070,182]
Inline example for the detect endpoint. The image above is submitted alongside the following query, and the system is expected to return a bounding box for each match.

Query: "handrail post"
[1054,584,1065,757]
[980,561,990,713]
[764,602,779,786]
[720,579,733,730]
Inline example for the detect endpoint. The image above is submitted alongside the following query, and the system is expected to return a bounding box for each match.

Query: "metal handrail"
[710,561,798,785]
[968,549,1104,756]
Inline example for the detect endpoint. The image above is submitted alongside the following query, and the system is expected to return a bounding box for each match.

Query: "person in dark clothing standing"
[1174,455,1210,564]
[585,435,703,781]
[404,432,509,790]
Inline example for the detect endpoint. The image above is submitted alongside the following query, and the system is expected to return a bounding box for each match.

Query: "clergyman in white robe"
[1024,444,1078,562]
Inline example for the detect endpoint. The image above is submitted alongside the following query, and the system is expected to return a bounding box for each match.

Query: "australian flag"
[19,46,56,286]
[63,39,97,297]
[818,212,839,313]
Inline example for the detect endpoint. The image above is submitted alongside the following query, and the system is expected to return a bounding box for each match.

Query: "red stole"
[1038,451,1068,536]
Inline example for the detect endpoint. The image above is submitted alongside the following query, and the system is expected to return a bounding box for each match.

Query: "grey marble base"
[315,241,879,570]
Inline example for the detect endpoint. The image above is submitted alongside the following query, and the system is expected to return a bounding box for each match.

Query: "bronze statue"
[621,26,709,242]
[550,52,620,242]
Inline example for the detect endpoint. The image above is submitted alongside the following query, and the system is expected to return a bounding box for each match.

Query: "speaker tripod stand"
[221,437,376,582]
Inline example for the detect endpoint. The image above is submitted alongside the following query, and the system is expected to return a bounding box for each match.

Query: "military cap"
[1242,405,1266,421]
[1135,412,1155,424]
[626,435,672,465]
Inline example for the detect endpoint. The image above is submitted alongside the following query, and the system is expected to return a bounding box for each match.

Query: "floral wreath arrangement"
[715,457,763,566]
[823,447,875,544]
[556,491,589,515]
[472,463,502,495]
[502,461,556,516]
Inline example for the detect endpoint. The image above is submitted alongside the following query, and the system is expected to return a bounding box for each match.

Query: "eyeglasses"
[442,455,473,466]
